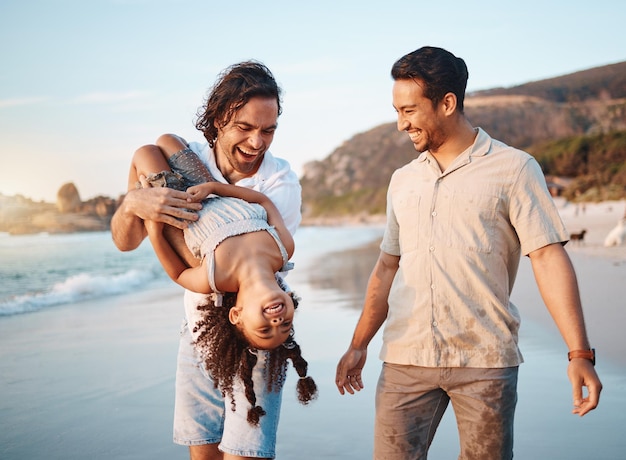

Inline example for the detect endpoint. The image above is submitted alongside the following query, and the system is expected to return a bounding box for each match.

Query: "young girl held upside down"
[131,133,317,425]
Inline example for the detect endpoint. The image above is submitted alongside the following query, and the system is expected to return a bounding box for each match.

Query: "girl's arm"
[188,182,295,259]
[145,220,211,294]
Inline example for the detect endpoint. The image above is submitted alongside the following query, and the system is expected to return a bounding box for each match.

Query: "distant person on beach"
[335,46,602,459]
[112,61,310,460]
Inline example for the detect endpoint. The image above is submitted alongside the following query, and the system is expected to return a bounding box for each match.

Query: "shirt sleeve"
[260,172,302,236]
[380,174,401,256]
[509,157,569,255]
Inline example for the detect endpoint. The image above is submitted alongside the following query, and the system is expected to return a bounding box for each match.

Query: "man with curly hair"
[112,61,309,460]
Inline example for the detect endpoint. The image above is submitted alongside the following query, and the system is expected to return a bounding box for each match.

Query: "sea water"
[0,226,385,318]
[0,231,165,316]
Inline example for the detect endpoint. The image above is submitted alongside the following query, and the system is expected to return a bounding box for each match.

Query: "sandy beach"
[1,200,625,459]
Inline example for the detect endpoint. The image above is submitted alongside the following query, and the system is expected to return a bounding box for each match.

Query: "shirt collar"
[469,127,491,158]
[416,127,492,164]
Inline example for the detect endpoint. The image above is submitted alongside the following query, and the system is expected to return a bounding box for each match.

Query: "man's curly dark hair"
[192,277,317,426]
[195,60,282,149]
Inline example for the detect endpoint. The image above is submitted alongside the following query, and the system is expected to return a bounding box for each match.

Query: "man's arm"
[335,251,399,395]
[111,145,202,252]
[529,243,602,416]
[110,190,149,251]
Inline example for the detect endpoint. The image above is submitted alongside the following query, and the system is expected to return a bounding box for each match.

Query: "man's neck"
[431,121,477,172]
[213,148,263,184]
[213,156,236,184]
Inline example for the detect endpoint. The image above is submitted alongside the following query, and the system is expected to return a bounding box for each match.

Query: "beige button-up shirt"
[379,128,569,368]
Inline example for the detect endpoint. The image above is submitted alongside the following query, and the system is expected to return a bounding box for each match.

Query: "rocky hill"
[301,61,626,220]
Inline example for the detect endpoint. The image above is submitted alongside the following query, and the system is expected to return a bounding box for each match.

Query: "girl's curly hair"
[192,278,317,426]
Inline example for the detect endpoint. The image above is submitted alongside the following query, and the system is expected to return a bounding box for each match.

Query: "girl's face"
[228,287,295,350]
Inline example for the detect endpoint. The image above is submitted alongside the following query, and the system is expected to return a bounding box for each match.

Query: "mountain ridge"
[300,61,626,220]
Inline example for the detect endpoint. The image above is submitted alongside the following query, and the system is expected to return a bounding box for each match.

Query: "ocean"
[0,226,385,318]
[0,231,164,317]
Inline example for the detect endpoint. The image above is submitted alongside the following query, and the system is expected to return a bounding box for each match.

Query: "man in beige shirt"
[335,46,602,460]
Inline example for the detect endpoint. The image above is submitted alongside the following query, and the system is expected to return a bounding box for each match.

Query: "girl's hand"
[187,183,214,202]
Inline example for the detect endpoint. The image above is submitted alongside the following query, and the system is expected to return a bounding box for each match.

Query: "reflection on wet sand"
[305,240,381,310]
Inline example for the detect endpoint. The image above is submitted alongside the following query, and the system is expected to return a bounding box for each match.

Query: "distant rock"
[0,183,120,235]
[56,182,82,213]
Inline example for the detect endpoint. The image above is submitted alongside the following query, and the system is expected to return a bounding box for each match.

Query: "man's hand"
[335,347,367,395]
[128,175,202,230]
[112,174,203,252]
[568,359,602,416]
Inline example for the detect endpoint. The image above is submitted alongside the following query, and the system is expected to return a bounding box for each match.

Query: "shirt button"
[430,284,435,290]
[432,321,438,327]
[431,211,437,217]
[429,246,435,252]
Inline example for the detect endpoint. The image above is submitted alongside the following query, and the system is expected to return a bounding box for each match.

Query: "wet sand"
[277,202,626,459]
[1,201,625,459]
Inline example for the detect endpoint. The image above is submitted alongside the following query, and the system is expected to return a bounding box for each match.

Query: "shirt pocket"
[394,191,420,252]
[446,191,499,253]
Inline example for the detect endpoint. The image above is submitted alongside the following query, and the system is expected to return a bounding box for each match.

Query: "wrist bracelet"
[568,348,595,366]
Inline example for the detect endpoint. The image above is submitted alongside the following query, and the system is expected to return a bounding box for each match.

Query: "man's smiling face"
[213,96,279,183]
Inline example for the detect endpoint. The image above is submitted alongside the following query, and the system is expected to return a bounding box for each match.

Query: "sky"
[1,0,625,203]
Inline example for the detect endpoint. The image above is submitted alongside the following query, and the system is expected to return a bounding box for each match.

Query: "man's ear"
[441,92,457,116]
[228,306,242,325]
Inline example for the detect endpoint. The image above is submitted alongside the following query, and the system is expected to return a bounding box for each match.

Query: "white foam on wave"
[0,268,158,316]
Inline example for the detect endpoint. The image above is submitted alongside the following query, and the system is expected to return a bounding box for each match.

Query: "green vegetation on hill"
[303,129,626,219]
[529,130,626,201]
[305,186,388,217]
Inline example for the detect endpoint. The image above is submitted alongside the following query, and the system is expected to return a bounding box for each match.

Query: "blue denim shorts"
[173,321,283,458]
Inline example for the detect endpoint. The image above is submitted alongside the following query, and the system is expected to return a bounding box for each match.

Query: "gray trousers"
[374,363,518,460]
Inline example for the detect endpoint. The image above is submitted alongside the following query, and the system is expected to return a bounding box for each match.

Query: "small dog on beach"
[569,229,587,244]
[604,218,626,247]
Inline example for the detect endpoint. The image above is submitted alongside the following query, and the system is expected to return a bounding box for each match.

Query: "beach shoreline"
[1,200,625,459]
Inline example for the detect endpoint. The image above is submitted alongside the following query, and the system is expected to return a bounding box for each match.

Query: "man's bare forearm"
[111,198,147,251]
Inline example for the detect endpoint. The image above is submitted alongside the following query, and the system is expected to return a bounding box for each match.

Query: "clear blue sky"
[1,0,625,202]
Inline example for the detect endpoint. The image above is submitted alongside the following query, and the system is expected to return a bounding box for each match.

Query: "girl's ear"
[228,306,242,325]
